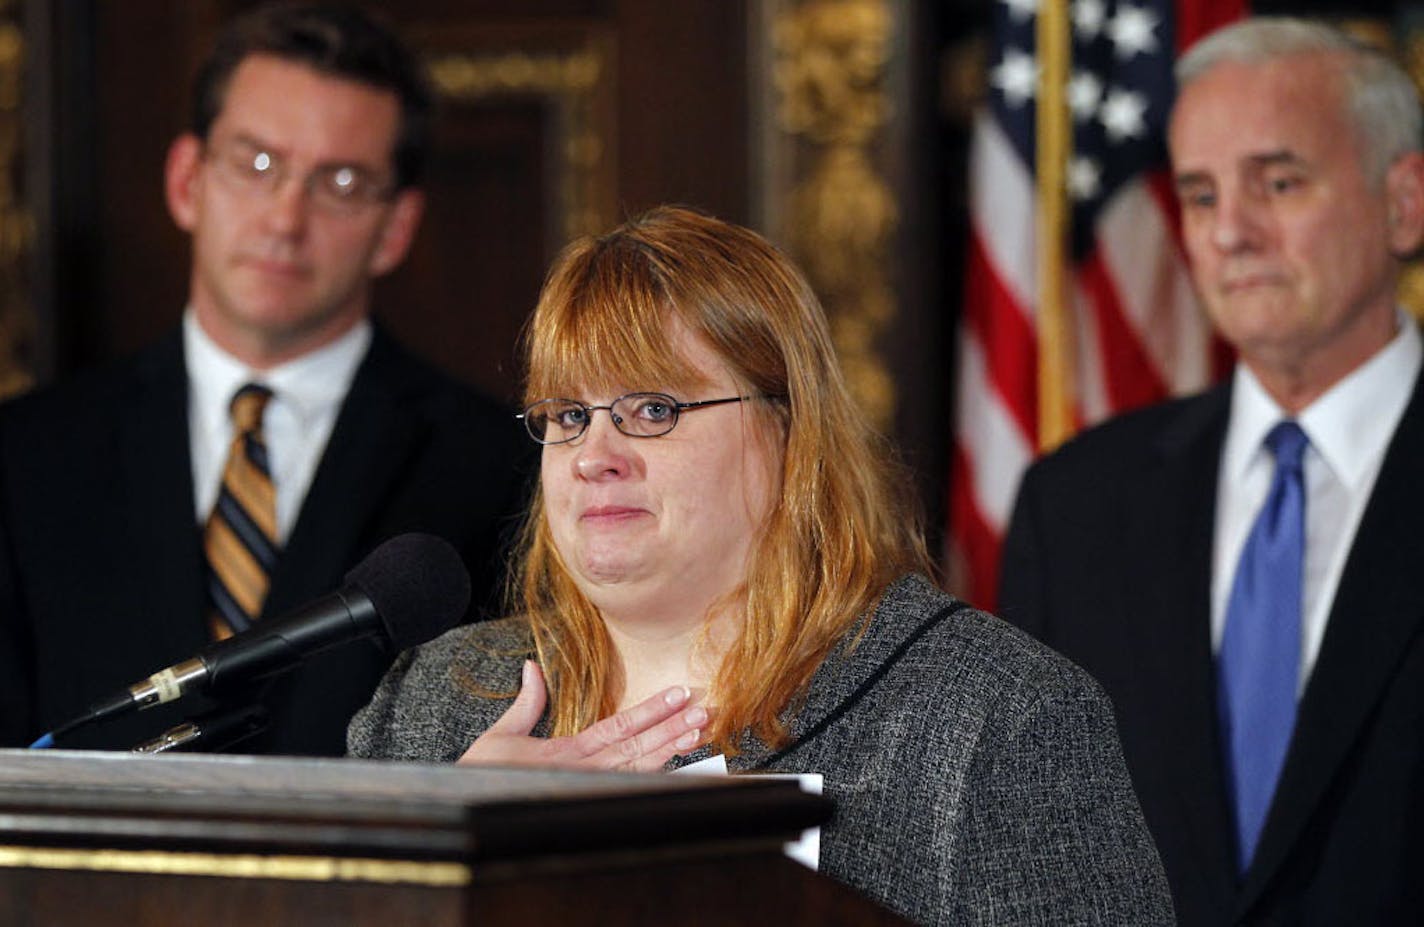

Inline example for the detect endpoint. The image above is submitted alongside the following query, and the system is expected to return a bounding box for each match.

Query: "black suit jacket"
[0,326,532,756]
[997,370,1424,925]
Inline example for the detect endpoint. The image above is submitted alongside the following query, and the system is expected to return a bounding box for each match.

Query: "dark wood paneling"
[92,1,209,363]
[616,1,749,221]
[375,101,548,404]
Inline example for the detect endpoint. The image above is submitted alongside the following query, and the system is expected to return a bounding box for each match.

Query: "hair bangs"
[525,238,714,403]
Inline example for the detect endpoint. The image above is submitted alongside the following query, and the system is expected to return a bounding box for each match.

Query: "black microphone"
[33,532,470,748]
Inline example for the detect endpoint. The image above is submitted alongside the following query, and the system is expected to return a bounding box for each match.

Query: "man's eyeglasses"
[204,137,395,215]
[518,392,760,445]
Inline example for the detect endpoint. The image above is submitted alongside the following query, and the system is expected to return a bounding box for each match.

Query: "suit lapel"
[116,333,207,663]
[1239,369,1424,914]
[1128,390,1240,906]
[265,330,426,614]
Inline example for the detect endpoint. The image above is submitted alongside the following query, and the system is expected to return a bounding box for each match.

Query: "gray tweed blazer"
[348,574,1174,925]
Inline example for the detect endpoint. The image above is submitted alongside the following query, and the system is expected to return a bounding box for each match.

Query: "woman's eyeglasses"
[517,392,756,445]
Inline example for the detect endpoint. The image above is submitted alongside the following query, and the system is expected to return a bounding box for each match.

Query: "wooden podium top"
[0,748,829,864]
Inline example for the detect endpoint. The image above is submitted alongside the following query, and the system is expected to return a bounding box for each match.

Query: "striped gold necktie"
[205,383,279,640]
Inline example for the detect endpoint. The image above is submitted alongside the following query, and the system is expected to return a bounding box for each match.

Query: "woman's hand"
[458,660,707,771]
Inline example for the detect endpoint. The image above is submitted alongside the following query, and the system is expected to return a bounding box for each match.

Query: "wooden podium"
[0,749,906,925]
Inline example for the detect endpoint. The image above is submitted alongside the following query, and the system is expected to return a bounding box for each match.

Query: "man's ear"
[367,188,424,277]
[1385,151,1424,257]
[164,134,205,232]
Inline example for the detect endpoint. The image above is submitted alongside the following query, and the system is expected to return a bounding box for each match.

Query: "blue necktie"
[1218,420,1308,872]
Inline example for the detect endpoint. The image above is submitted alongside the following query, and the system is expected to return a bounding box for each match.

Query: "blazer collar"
[732,575,961,770]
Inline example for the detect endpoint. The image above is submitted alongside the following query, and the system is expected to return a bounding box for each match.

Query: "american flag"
[949,0,1243,609]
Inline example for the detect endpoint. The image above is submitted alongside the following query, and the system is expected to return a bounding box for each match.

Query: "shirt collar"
[1223,311,1421,485]
[184,310,372,432]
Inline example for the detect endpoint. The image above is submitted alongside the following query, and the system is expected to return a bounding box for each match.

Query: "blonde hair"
[515,205,930,752]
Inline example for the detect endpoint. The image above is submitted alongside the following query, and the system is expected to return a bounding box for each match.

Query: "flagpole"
[1035,0,1075,452]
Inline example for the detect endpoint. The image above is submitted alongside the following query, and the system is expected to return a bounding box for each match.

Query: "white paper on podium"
[673,754,823,870]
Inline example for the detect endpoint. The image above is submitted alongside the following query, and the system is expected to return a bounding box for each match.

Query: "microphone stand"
[131,703,269,754]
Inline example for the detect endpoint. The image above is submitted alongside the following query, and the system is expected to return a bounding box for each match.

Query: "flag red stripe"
[949,443,1003,610]
[1079,248,1172,412]
[964,232,1038,444]
[1176,0,1249,53]
[1145,169,1186,253]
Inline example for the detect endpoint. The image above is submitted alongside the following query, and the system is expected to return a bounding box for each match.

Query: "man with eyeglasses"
[0,4,528,755]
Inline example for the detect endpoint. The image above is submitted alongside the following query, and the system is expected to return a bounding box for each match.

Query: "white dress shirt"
[1211,314,1422,691]
[185,310,372,543]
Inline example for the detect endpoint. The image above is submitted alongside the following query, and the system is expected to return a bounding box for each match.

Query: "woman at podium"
[348,206,1173,925]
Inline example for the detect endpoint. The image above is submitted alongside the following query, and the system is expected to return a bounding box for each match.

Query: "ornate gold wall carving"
[0,0,30,398]
[425,36,616,246]
[765,0,898,431]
